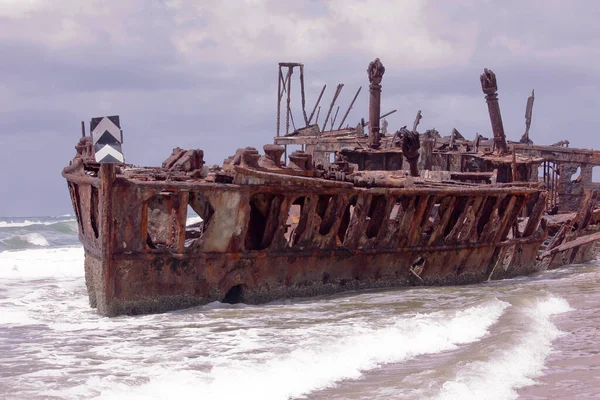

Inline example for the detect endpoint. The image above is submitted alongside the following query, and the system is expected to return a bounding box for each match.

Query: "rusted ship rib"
[276,62,600,270]
[63,59,600,316]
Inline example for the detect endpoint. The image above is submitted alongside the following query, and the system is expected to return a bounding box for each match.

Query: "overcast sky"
[1,0,599,216]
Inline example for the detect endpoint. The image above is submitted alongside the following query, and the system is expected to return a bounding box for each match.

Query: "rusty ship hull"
[63,160,547,317]
[63,59,600,316]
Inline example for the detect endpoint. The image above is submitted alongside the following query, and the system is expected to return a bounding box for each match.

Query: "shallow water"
[1,216,599,399]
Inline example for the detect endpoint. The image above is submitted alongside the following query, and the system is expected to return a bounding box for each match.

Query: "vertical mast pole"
[367,58,385,149]
[480,68,508,155]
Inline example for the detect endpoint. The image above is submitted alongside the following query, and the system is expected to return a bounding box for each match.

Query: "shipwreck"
[63,59,600,317]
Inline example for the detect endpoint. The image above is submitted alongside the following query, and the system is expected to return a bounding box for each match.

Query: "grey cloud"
[0,39,204,94]
[1,1,600,216]
[427,0,600,66]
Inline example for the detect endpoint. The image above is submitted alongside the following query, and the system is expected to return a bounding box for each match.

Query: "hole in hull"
[338,197,357,245]
[185,193,214,249]
[69,183,84,234]
[222,285,244,304]
[246,196,269,250]
[285,198,305,247]
[317,195,336,235]
[365,195,387,239]
[90,187,99,238]
[185,205,204,247]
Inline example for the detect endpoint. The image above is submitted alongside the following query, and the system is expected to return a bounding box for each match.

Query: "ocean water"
[1,216,599,399]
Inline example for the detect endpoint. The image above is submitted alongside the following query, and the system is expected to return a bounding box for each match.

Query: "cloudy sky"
[1,0,599,216]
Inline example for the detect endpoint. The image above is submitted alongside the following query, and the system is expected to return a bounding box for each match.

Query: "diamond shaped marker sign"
[91,116,124,163]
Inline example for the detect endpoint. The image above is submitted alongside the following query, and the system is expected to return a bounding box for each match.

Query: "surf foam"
[0,218,76,228]
[1,232,51,248]
[97,299,510,400]
[186,216,203,226]
[0,246,84,279]
[434,295,572,400]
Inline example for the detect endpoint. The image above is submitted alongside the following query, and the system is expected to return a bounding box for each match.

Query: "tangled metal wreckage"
[63,59,600,316]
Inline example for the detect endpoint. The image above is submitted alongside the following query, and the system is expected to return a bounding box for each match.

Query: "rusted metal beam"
[522,192,547,237]
[467,196,489,240]
[308,85,326,126]
[363,110,397,127]
[278,67,290,102]
[111,235,545,262]
[62,171,100,187]
[330,106,340,132]
[427,196,457,245]
[413,110,422,132]
[314,106,321,127]
[277,67,282,137]
[480,68,508,155]
[299,65,309,126]
[100,163,116,314]
[175,192,189,253]
[286,67,292,134]
[323,84,344,134]
[540,230,600,259]
[110,176,543,196]
[511,147,518,182]
[338,86,362,130]
[521,89,535,144]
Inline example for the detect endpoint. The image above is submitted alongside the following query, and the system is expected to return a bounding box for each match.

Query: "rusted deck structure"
[63,59,600,316]
[276,61,600,270]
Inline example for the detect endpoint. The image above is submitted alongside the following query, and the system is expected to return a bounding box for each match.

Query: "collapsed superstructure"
[63,59,600,316]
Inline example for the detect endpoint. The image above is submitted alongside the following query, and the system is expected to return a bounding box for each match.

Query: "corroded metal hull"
[64,158,550,317]
[63,59,600,317]
[83,239,544,316]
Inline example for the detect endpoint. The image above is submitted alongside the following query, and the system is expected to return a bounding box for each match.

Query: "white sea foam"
[434,296,572,400]
[0,232,51,249]
[0,309,41,326]
[0,246,84,279]
[97,299,510,400]
[186,216,203,226]
[20,233,50,246]
[0,218,76,228]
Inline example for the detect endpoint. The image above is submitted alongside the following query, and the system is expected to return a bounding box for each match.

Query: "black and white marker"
[91,115,124,163]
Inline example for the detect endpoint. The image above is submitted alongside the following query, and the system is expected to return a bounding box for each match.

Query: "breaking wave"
[0,217,79,251]
[0,233,50,249]
[97,300,510,400]
[435,295,572,400]
[0,218,76,228]
[0,215,199,251]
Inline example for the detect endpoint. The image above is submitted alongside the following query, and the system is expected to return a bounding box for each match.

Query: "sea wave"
[0,218,76,228]
[0,246,84,280]
[0,218,79,251]
[2,216,196,230]
[0,232,50,249]
[434,295,572,400]
[96,299,510,400]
